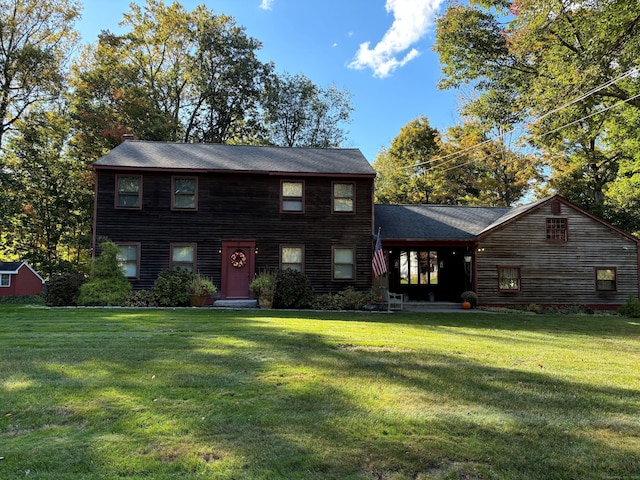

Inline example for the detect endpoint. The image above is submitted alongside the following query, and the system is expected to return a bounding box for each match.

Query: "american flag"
[372,228,387,278]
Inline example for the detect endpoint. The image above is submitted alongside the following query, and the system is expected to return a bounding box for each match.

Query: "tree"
[441,122,542,206]
[77,240,132,306]
[434,0,640,225]
[70,0,273,152]
[374,116,540,205]
[263,72,353,147]
[2,108,92,276]
[373,116,445,204]
[0,0,80,148]
[184,9,273,144]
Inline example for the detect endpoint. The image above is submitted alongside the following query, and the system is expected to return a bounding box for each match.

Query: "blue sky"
[76,0,459,163]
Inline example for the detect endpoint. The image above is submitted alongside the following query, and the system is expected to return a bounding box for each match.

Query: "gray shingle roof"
[92,141,376,176]
[0,262,23,273]
[375,204,512,241]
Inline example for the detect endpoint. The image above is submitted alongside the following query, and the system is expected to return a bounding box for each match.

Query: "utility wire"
[430,92,640,175]
[399,67,639,172]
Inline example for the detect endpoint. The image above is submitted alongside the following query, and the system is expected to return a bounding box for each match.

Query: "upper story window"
[0,274,10,287]
[116,243,140,279]
[281,246,304,272]
[596,268,617,291]
[333,182,355,213]
[172,177,197,210]
[171,244,196,272]
[498,266,521,292]
[333,247,355,280]
[546,218,567,242]
[281,180,304,212]
[116,175,142,209]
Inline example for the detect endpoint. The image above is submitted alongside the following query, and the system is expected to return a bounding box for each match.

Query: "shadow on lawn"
[1,309,639,479]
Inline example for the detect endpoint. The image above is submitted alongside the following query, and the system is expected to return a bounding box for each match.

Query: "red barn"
[0,262,45,297]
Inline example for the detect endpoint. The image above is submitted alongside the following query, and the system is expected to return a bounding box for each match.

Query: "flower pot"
[189,294,208,307]
[259,297,273,309]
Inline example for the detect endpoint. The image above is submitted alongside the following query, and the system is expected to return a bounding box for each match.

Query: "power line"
[398,67,639,172]
[428,91,640,174]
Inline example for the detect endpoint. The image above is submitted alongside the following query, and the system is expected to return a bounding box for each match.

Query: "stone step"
[213,299,258,309]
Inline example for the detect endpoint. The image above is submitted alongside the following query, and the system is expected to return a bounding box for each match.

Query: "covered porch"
[374,203,510,303]
[376,242,475,303]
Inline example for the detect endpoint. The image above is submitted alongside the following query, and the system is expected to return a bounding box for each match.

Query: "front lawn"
[1,306,639,479]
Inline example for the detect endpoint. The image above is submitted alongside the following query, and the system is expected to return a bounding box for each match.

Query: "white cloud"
[260,0,274,10]
[348,0,444,78]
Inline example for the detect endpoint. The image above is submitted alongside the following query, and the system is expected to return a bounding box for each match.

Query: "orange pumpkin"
[461,301,472,310]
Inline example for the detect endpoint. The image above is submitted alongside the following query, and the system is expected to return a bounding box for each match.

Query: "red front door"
[221,240,255,299]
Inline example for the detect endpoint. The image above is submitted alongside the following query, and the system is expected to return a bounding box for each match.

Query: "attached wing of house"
[375,196,640,308]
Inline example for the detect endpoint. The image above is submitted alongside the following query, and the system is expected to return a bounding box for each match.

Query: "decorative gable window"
[172,177,197,210]
[546,217,567,242]
[333,247,355,280]
[0,274,9,287]
[171,244,196,272]
[116,243,140,279]
[595,268,617,291]
[333,182,355,213]
[281,180,304,212]
[116,175,142,208]
[281,246,304,272]
[498,266,520,291]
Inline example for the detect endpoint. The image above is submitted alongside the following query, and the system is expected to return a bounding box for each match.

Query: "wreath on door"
[230,249,247,268]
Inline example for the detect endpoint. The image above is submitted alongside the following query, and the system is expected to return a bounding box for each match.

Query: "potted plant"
[249,270,276,309]
[188,274,217,307]
[460,290,478,309]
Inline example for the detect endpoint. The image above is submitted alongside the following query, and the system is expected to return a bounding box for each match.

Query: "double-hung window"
[595,268,617,291]
[281,181,304,212]
[281,246,304,272]
[333,247,355,280]
[171,244,196,272]
[333,182,355,213]
[0,274,10,287]
[117,243,140,279]
[172,177,197,210]
[498,266,521,292]
[116,175,142,208]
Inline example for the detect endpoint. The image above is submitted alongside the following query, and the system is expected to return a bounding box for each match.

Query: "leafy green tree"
[184,10,273,144]
[77,240,132,306]
[434,0,640,225]
[263,72,353,147]
[0,0,80,148]
[442,122,542,206]
[70,0,273,151]
[2,108,92,277]
[373,116,445,204]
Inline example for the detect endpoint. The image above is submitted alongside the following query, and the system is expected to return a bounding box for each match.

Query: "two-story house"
[92,141,376,299]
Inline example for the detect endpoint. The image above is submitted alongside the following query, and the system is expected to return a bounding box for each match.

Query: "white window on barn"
[595,268,617,291]
[116,175,142,208]
[332,182,355,213]
[171,244,196,272]
[281,181,304,212]
[117,243,140,279]
[498,266,521,292]
[333,247,355,280]
[0,274,10,287]
[172,177,197,210]
[281,246,304,272]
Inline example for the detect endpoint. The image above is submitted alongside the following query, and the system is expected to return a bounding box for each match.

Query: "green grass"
[1,305,639,479]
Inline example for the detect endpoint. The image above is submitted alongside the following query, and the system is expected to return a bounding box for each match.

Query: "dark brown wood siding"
[476,202,639,306]
[94,170,374,293]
